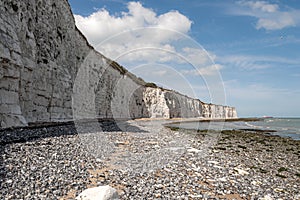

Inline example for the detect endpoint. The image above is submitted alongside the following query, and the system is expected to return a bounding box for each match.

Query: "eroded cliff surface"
[0,0,237,128]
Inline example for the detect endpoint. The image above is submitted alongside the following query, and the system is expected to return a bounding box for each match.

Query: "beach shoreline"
[0,119,299,199]
[164,117,300,141]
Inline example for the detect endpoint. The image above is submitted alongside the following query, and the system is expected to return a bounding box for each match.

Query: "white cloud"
[181,47,214,66]
[181,64,223,76]
[235,1,299,30]
[218,54,300,71]
[75,2,163,45]
[73,1,226,87]
[239,1,278,13]
[256,12,295,30]
[219,55,272,70]
[74,2,196,64]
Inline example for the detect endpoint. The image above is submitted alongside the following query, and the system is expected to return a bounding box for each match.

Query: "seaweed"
[277,167,288,173]
[237,145,247,149]
[276,174,287,178]
[167,126,180,131]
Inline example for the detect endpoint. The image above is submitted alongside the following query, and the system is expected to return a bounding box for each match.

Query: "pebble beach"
[0,119,299,199]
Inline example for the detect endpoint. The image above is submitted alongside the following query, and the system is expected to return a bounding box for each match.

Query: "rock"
[218,177,227,182]
[76,186,119,200]
[207,161,219,164]
[273,188,284,193]
[213,165,223,169]
[251,180,262,186]
[187,148,201,153]
[234,167,249,175]
[154,193,162,198]
[190,194,203,198]
[259,194,273,200]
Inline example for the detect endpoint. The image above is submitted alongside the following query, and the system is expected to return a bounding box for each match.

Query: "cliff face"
[0,0,237,128]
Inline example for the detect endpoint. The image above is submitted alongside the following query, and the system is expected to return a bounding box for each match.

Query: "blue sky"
[69,0,300,117]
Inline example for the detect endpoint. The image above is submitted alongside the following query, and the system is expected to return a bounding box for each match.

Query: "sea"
[167,118,300,140]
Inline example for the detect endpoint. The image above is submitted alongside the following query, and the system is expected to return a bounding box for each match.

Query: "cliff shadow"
[0,119,147,146]
[0,144,4,182]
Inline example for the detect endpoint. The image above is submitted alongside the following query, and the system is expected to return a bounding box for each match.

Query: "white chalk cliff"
[0,0,237,128]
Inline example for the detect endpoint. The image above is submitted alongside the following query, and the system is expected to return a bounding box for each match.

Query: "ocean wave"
[245,122,264,129]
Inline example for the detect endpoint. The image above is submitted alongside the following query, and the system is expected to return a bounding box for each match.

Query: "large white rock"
[75,186,119,200]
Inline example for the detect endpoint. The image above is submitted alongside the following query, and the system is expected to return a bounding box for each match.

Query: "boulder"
[76,186,119,200]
